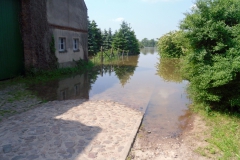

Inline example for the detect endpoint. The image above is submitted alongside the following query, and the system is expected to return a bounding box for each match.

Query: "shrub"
[180,0,240,111]
[157,31,187,58]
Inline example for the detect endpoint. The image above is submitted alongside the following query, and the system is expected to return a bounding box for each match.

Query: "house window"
[73,38,79,51]
[74,83,80,96]
[59,37,66,52]
[60,88,68,100]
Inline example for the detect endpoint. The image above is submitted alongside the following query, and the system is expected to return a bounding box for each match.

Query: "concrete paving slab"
[0,99,143,160]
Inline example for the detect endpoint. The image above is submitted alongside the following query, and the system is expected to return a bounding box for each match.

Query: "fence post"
[111,48,113,57]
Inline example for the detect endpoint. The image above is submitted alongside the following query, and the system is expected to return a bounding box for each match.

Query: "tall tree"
[102,29,108,50]
[88,20,102,55]
[112,21,140,54]
[108,28,113,45]
[102,28,113,50]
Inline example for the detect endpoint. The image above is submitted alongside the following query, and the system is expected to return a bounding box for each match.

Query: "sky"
[85,0,195,41]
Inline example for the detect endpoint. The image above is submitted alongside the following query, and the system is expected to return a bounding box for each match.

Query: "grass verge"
[90,49,131,65]
[191,103,240,160]
[0,60,94,88]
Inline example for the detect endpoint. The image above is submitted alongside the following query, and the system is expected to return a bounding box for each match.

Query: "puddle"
[28,47,191,142]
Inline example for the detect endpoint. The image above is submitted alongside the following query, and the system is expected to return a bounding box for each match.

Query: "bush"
[157,31,187,58]
[180,0,240,111]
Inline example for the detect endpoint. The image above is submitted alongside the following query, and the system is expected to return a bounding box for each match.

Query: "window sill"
[73,49,80,52]
[59,50,67,53]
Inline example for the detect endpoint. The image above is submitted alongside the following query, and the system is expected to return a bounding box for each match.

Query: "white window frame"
[73,38,79,51]
[59,37,66,52]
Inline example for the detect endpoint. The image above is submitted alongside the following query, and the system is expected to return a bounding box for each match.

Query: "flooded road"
[29,47,191,151]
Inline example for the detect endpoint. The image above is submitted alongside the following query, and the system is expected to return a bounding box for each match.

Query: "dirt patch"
[128,114,214,160]
[181,114,222,159]
[0,84,42,121]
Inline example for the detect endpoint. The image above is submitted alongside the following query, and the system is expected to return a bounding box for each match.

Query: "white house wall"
[53,29,85,68]
[46,0,88,67]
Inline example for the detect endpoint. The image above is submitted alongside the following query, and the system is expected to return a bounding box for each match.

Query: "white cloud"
[157,88,177,99]
[112,17,124,22]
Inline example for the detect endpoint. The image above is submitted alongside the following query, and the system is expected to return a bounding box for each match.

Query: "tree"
[102,28,113,50]
[157,31,186,58]
[180,0,240,110]
[139,40,144,48]
[112,21,140,54]
[102,29,108,49]
[149,39,157,47]
[140,38,157,47]
[88,20,103,55]
[112,30,118,40]
[141,38,149,47]
[108,28,113,46]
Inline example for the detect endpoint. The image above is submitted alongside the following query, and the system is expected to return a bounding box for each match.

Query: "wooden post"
[111,48,113,57]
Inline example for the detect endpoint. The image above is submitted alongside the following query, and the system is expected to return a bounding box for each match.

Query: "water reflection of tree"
[88,69,100,87]
[28,55,139,101]
[156,58,182,83]
[141,47,156,55]
[97,55,139,86]
[115,56,139,86]
[114,66,135,86]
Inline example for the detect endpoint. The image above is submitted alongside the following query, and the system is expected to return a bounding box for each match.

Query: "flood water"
[29,47,190,140]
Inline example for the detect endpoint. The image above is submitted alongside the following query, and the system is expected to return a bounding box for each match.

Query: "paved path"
[0,99,143,160]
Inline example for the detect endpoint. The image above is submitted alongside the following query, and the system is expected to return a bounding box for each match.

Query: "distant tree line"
[140,38,157,48]
[88,20,140,56]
